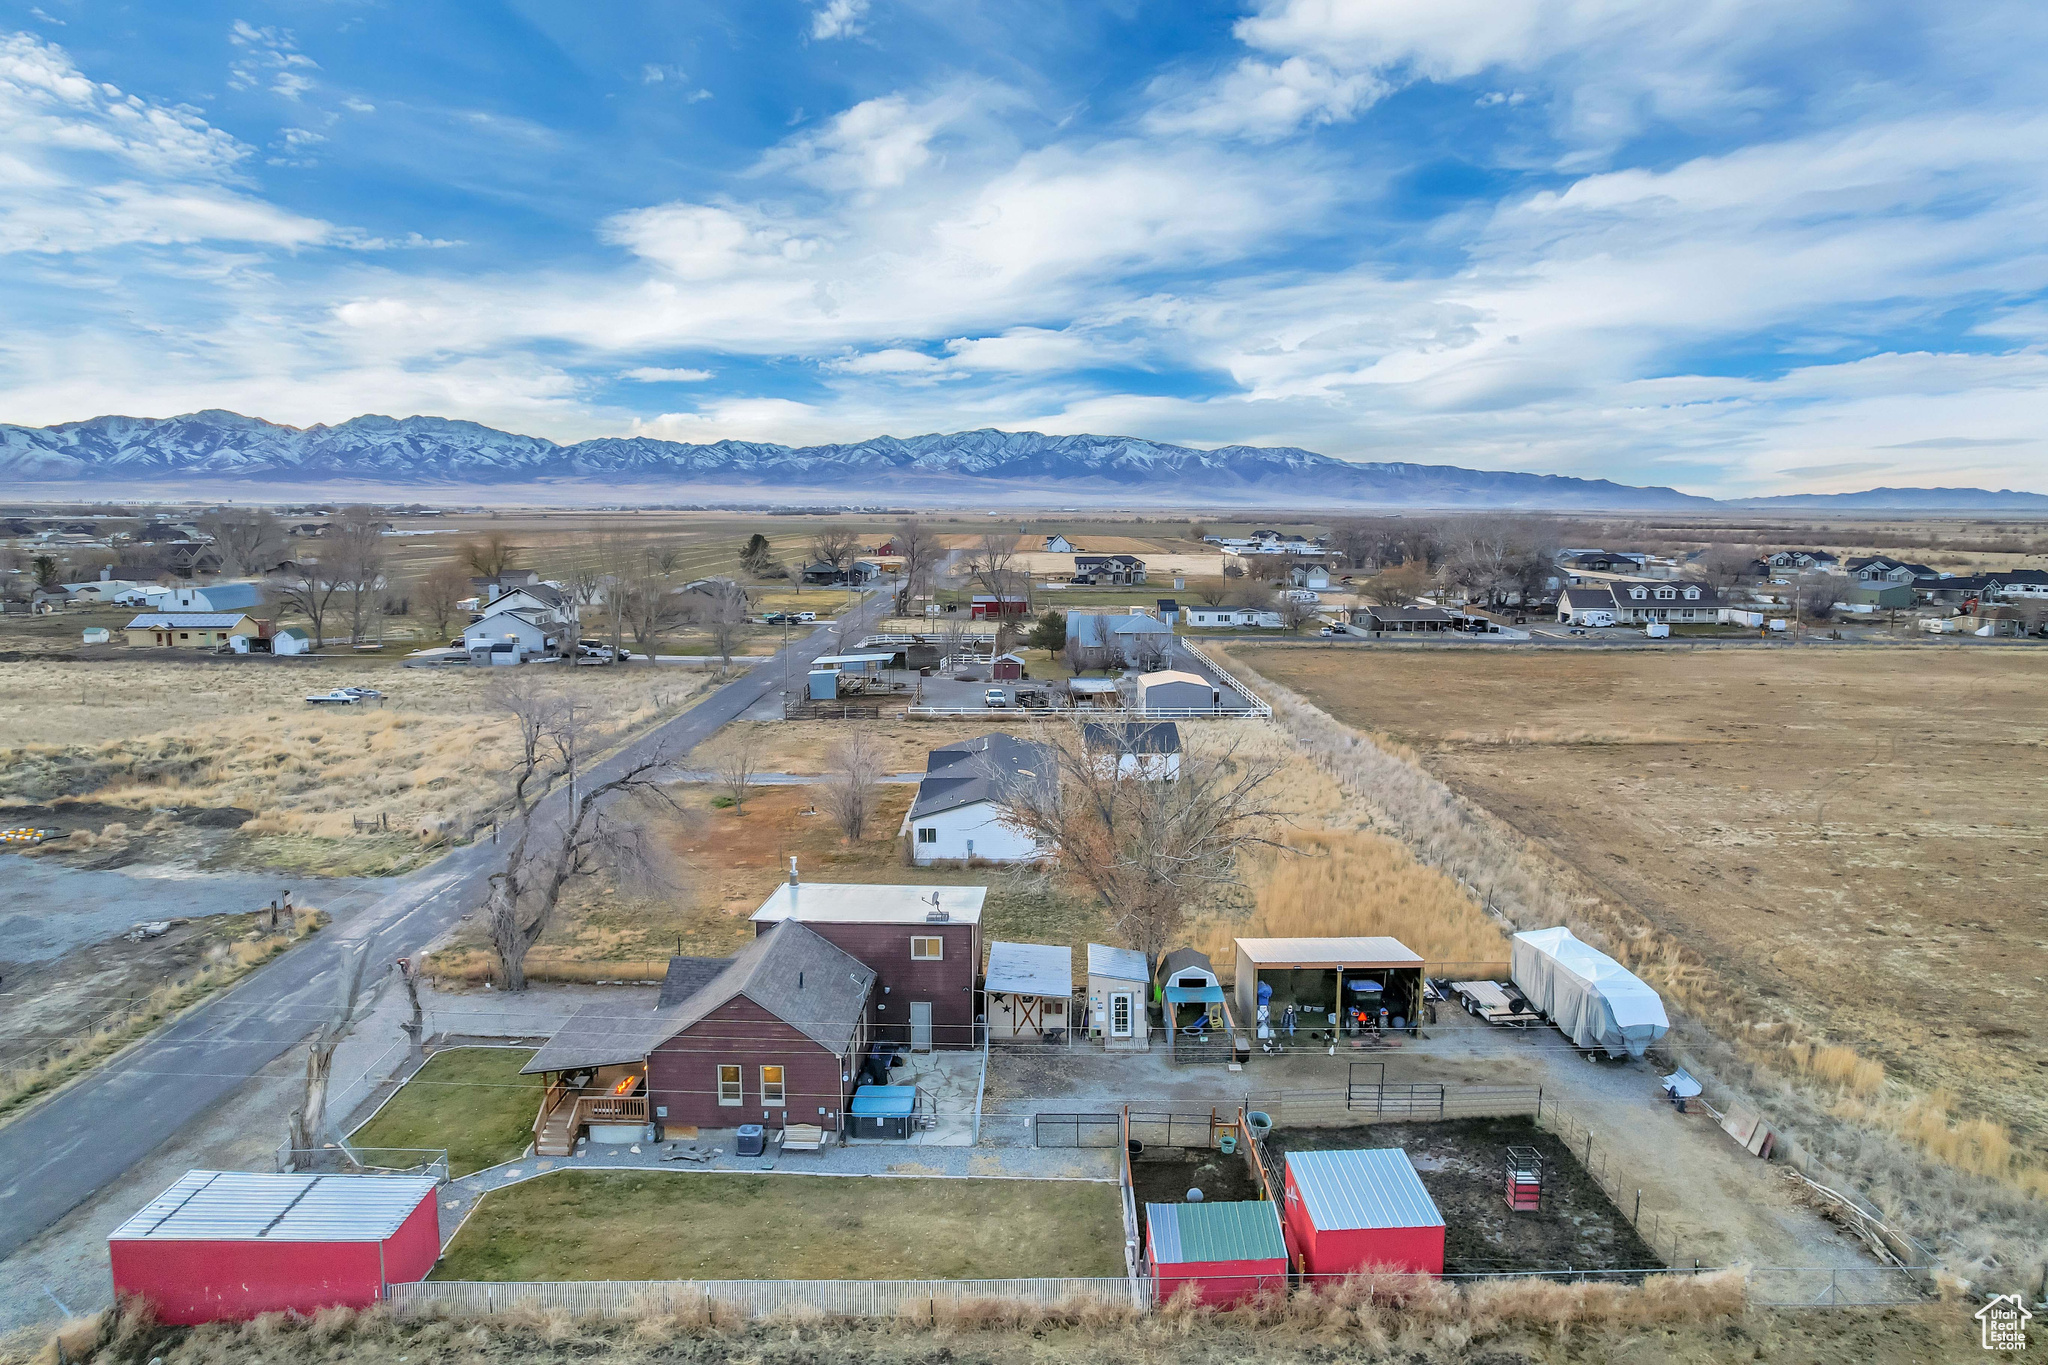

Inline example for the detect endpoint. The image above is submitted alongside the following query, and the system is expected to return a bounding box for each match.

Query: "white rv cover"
[1510,927,1669,1058]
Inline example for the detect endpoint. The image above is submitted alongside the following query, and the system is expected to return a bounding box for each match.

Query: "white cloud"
[1146,56,1386,140]
[810,0,870,41]
[228,20,319,101]
[825,347,949,375]
[0,33,339,253]
[620,366,713,382]
[755,93,945,191]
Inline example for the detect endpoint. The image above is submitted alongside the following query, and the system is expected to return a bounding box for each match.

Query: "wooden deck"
[534,1078,650,1156]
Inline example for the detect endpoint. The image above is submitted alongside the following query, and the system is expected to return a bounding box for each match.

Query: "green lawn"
[350,1047,542,1176]
[435,1172,1125,1281]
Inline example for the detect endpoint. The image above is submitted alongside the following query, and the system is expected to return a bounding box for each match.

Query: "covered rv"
[1509,927,1668,1058]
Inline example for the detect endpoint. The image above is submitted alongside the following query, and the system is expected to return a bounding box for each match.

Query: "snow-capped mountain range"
[2,410,2041,509]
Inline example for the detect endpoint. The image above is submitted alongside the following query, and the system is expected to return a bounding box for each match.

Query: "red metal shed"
[1146,1200,1289,1305]
[109,1170,441,1324]
[990,651,1026,681]
[1281,1148,1445,1279]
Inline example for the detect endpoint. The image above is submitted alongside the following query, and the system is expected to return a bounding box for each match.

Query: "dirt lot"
[0,659,710,875]
[1232,644,2048,1160]
[1268,1119,1661,1273]
[435,1171,1124,1280]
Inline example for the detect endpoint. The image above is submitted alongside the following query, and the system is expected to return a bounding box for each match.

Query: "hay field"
[0,660,710,871]
[1232,644,2048,1160]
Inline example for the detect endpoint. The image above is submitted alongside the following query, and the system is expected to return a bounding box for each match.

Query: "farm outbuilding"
[1146,1200,1288,1305]
[1136,670,1220,712]
[983,940,1074,1041]
[108,1171,440,1324]
[1085,943,1149,1049]
[991,651,1026,681]
[1234,937,1425,1038]
[1510,927,1669,1058]
[1281,1148,1445,1278]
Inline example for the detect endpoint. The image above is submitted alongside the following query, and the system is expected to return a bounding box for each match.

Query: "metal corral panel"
[984,941,1073,997]
[1285,1149,1444,1232]
[1146,1201,1286,1265]
[1235,937,1423,968]
[109,1171,439,1243]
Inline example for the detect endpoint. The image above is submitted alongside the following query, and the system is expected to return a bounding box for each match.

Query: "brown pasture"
[1234,643,2048,1156]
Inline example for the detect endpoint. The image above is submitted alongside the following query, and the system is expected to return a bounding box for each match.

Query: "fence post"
[1634,1190,1641,1226]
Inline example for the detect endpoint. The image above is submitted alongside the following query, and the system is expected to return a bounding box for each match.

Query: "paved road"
[0,589,892,1261]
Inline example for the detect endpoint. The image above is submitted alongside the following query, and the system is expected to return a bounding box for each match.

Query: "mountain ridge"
[0,410,2038,509]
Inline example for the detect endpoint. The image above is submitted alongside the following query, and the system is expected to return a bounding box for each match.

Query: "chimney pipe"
[788,856,799,887]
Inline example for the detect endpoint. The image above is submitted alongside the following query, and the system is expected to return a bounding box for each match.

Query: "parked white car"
[304,689,362,705]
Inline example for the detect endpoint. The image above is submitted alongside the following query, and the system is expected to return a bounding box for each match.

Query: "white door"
[909,1001,934,1052]
[1110,992,1133,1039]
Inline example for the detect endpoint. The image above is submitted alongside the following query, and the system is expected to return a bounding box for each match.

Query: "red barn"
[1281,1148,1445,1279]
[970,595,1030,619]
[1146,1200,1289,1305]
[109,1171,440,1324]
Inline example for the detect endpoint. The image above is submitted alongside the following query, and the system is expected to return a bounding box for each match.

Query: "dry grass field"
[430,714,1503,997]
[0,660,711,874]
[1231,644,2048,1166]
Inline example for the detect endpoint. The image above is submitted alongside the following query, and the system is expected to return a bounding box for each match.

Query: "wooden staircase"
[536,1100,578,1156]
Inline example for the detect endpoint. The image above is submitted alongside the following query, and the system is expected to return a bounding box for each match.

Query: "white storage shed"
[1085,944,1149,1049]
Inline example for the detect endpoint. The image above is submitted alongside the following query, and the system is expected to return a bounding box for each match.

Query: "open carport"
[1234,937,1425,1037]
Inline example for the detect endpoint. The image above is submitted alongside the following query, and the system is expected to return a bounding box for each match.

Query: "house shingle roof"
[1082,720,1182,755]
[911,732,1055,820]
[521,921,873,1074]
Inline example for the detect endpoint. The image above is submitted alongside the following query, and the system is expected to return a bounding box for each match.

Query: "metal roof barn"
[1281,1149,1445,1279]
[1146,1200,1288,1306]
[1235,938,1427,1042]
[109,1171,440,1323]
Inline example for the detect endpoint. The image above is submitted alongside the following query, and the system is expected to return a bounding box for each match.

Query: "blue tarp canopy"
[851,1085,915,1117]
[1164,985,1224,1006]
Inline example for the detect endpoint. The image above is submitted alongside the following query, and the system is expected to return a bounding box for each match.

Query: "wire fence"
[390,1263,1926,1320]
[1537,1098,1691,1270]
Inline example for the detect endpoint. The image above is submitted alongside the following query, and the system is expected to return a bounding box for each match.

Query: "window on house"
[179,632,189,640]
[916,827,937,844]
[910,936,943,961]
[717,1064,742,1105]
[760,1065,785,1104]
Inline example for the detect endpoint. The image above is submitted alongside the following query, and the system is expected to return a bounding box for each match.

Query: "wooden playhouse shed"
[1086,943,1149,1048]
[1281,1148,1445,1278]
[983,940,1073,1041]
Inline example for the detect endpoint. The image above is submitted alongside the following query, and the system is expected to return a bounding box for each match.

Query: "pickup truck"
[305,689,362,705]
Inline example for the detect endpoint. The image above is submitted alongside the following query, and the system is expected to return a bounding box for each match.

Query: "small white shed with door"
[1086,943,1150,1050]
[983,941,1074,1041]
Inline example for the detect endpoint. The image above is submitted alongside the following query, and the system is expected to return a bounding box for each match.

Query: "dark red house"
[109,1171,440,1324]
[1281,1148,1445,1279]
[523,920,876,1138]
[750,875,985,1050]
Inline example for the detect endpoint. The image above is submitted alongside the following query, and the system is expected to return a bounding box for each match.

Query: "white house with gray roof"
[905,732,1055,865]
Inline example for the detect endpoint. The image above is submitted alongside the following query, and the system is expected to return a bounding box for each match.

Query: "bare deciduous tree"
[198,508,287,577]
[417,559,474,638]
[703,725,765,815]
[271,559,339,648]
[807,526,862,579]
[1787,572,1847,626]
[394,956,427,1068]
[1190,576,1235,607]
[484,677,681,990]
[287,940,391,1166]
[1696,543,1761,590]
[1273,587,1318,631]
[464,532,520,579]
[692,577,750,666]
[1364,563,1431,607]
[994,722,1288,978]
[891,518,937,615]
[328,506,389,645]
[820,725,884,842]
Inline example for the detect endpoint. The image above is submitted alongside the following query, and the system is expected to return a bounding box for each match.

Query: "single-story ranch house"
[1557,580,1723,626]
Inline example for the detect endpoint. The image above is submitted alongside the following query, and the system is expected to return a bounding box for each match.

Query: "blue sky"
[3,0,2046,495]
